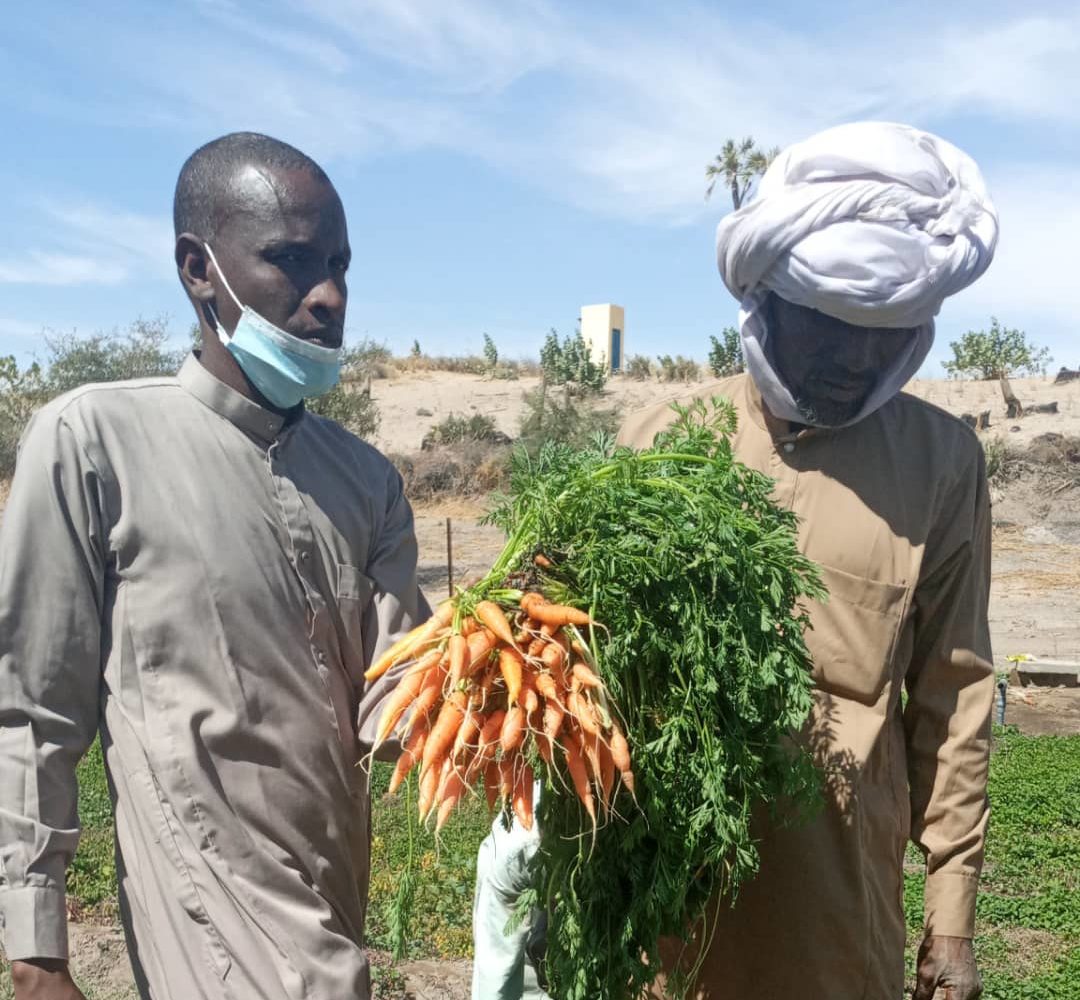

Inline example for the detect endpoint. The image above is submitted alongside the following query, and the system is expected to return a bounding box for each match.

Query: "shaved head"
[173,132,330,241]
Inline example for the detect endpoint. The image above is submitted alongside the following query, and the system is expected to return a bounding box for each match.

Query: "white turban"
[716,121,999,426]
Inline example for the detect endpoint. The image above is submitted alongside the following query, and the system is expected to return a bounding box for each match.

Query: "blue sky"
[3,0,1079,374]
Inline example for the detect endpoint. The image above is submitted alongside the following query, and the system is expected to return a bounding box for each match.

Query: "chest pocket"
[805,564,910,706]
[337,563,375,678]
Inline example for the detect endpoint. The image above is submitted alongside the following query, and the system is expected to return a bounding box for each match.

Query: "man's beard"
[791,390,868,428]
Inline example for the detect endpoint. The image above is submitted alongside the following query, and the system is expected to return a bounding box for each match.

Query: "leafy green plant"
[904,728,1080,998]
[0,356,49,478]
[306,342,382,439]
[944,319,1052,380]
[421,413,506,450]
[0,318,185,478]
[708,328,744,378]
[539,329,607,393]
[517,385,620,455]
[481,399,824,999]
[42,317,185,396]
[482,334,499,373]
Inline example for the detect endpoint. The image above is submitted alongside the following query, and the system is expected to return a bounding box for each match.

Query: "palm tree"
[705,137,781,209]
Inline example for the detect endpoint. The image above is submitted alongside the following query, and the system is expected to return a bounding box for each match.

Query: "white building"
[580,303,625,373]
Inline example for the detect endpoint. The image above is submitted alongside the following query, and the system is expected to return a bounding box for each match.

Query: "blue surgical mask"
[204,243,342,410]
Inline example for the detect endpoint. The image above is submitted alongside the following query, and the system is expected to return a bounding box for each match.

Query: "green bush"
[944,319,1052,380]
[708,328,744,378]
[517,384,620,454]
[0,357,49,478]
[482,334,499,373]
[421,413,507,450]
[539,329,607,393]
[0,318,185,479]
[42,318,185,396]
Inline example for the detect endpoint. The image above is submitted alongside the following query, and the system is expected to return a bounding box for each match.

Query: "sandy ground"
[368,371,1080,455]
[2,374,1079,998]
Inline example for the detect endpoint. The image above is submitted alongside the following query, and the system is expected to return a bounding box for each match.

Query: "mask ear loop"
[202,243,245,345]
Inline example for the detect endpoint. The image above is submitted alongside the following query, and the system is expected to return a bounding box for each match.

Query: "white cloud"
[42,203,175,276]
[0,252,128,286]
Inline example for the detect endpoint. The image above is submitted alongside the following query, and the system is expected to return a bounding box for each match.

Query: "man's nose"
[305,273,346,317]
[841,335,878,375]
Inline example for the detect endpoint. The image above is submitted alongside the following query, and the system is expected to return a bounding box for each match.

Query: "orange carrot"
[582,730,603,789]
[520,592,549,617]
[364,600,454,681]
[512,763,535,830]
[389,722,429,794]
[447,633,468,685]
[527,636,547,659]
[609,725,636,796]
[436,769,467,832]
[540,699,565,764]
[421,691,467,774]
[417,759,440,820]
[408,666,447,729]
[475,601,518,649]
[529,602,593,628]
[375,667,430,745]
[498,752,516,802]
[500,705,526,752]
[433,756,455,810]
[541,641,567,671]
[460,616,479,636]
[561,732,596,823]
[576,695,601,736]
[452,710,482,762]
[572,661,604,690]
[466,629,497,676]
[484,760,502,811]
[597,737,616,810]
[498,646,524,705]
[533,671,562,706]
[534,553,553,568]
[476,709,507,756]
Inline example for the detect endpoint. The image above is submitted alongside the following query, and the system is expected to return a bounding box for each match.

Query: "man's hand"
[912,935,982,1000]
[10,959,88,1000]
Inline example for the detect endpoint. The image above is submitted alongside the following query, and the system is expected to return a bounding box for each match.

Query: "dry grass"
[994,567,1080,592]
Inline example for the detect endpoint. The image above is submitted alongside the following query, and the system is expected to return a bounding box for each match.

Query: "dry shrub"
[395,355,488,376]
[391,442,511,502]
[1026,433,1080,468]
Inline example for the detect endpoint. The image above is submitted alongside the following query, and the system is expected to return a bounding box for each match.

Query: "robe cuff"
[923,871,978,939]
[0,886,69,961]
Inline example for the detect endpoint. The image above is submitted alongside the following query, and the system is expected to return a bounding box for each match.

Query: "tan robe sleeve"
[0,410,107,961]
[903,442,994,939]
[355,465,430,762]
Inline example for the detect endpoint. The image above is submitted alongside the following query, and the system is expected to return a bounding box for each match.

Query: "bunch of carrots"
[365,587,635,834]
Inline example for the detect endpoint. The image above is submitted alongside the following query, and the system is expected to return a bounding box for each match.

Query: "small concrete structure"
[581,304,625,373]
[1011,657,1080,688]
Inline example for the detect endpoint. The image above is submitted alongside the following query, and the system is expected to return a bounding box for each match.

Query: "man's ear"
[176,234,214,305]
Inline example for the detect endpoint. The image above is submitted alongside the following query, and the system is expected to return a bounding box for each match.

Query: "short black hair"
[173,132,330,240]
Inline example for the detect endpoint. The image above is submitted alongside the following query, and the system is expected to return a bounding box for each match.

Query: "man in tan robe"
[0,133,425,999]
[623,122,999,1000]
